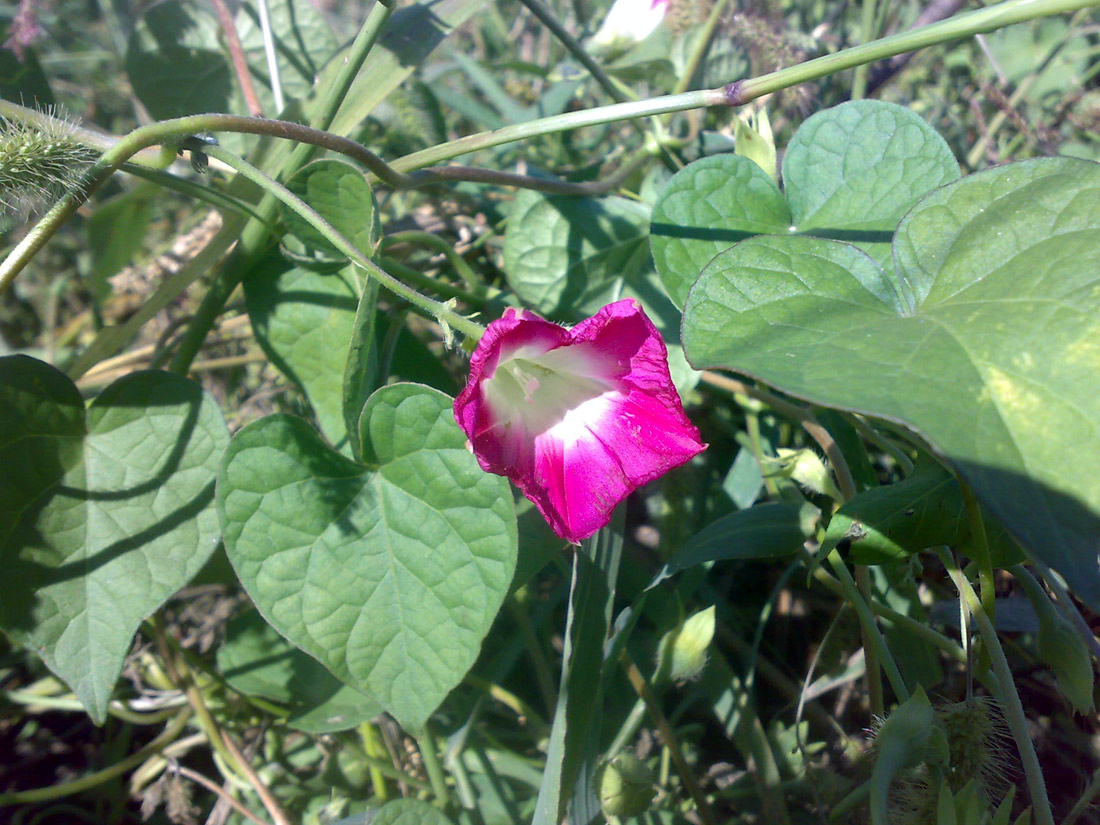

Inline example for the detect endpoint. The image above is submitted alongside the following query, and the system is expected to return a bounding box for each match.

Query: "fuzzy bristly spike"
[0,110,96,215]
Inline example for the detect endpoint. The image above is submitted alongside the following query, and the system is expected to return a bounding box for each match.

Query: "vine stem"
[621,652,718,825]
[938,548,1054,825]
[204,144,485,341]
[0,708,192,806]
[389,0,1100,171]
[825,550,910,703]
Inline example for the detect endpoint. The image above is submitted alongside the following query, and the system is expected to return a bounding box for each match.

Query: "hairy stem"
[939,548,1054,825]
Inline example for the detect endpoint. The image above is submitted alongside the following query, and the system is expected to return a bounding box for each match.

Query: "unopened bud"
[668,605,715,682]
[771,448,842,501]
[735,108,777,182]
[598,753,656,818]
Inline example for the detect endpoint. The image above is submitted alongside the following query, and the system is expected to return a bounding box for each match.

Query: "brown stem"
[175,765,274,825]
[210,0,265,116]
[621,652,718,825]
[221,733,293,825]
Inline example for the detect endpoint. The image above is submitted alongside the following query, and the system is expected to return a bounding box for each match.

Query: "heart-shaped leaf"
[280,159,382,263]
[0,356,228,722]
[217,610,381,733]
[245,256,364,452]
[682,157,1100,607]
[503,190,650,317]
[651,100,959,308]
[217,384,517,730]
[651,154,789,308]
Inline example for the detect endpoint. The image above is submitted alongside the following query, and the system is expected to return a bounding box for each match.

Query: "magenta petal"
[454,299,706,543]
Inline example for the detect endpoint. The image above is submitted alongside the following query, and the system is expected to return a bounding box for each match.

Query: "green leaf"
[281,159,382,262]
[126,1,232,121]
[218,384,517,730]
[324,0,491,137]
[650,101,958,309]
[372,799,455,825]
[217,610,381,733]
[0,356,228,722]
[650,155,789,309]
[648,502,809,589]
[682,157,1100,608]
[235,0,337,106]
[244,256,362,452]
[503,190,650,317]
[86,188,156,301]
[824,460,1024,567]
[824,461,969,565]
[0,22,54,107]
[783,100,960,235]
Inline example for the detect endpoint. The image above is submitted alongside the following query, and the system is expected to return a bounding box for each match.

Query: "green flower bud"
[771,448,843,502]
[735,107,777,183]
[668,605,715,683]
[1037,610,1095,714]
[598,753,656,818]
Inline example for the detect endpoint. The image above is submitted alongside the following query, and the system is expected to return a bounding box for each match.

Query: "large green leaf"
[125,1,232,121]
[217,384,517,730]
[682,157,1100,607]
[503,190,650,317]
[244,256,362,452]
[0,356,228,722]
[650,154,789,309]
[217,610,380,733]
[650,101,959,309]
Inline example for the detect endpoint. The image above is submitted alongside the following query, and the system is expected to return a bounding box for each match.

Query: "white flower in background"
[589,0,670,54]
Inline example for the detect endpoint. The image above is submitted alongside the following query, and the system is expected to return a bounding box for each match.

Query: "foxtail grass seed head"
[0,112,94,215]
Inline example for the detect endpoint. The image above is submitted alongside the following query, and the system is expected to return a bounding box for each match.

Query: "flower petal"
[454,299,706,543]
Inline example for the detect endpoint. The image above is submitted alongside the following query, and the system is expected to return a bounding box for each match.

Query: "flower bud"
[1037,610,1095,714]
[735,108,777,183]
[771,448,842,501]
[598,753,656,818]
[668,605,715,683]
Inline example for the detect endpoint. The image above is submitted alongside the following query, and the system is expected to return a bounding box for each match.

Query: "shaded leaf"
[503,190,649,317]
[0,356,228,722]
[244,256,362,452]
[683,157,1100,607]
[218,610,380,733]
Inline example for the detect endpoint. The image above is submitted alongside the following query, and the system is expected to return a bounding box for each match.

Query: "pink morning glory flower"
[454,299,706,543]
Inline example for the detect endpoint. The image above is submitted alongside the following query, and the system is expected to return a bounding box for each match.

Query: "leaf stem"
[389,0,1100,171]
[825,550,909,703]
[938,548,1054,825]
[418,727,454,808]
[958,477,996,621]
[204,144,485,340]
[621,652,718,825]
